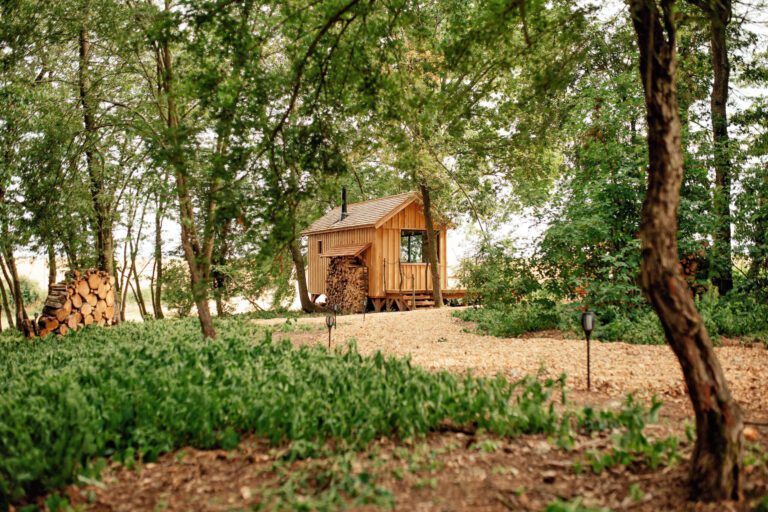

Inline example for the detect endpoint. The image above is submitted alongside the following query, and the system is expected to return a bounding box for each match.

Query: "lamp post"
[581,310,596,391]
[326,311,336,350]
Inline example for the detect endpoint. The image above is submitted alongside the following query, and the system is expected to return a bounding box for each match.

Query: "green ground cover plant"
[456,289,768,345]
[0,316,565,506]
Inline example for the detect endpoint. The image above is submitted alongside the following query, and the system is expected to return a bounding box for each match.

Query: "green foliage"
[0,316,565,505]
[545,498,611,512]
[455,298,562,338]
[458,242,541,306]
[575,396,680,474]
[696,289,768,342]
[6,277,45,311]
[160,260,195,317]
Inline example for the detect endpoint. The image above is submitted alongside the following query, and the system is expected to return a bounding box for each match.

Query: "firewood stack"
[325,256,368,314]
[36,269,116,337]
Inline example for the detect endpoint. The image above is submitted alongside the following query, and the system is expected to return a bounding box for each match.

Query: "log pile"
[325,256,368,314]
[35,269,116,337]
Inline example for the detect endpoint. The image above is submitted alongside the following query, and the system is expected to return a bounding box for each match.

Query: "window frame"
[399,229,439,264]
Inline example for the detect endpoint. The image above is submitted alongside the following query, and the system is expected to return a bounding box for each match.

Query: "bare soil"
[44,308,768,511]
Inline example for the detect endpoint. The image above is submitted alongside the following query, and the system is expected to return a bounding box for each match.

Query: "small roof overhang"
[320,242,372,258]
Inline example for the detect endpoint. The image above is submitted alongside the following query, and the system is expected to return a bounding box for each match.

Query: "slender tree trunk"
[629,0,743,501]
[419,183,443,307]
[213,221,231,317]
[0,251,29,331]
[78,13,117,303]
[158,15,215,338]
[153,198,164,319]
[700,0,734,295]
[290,238,318,313]
[0,268,11,329]
[47,243,56,292]
[130,241,148,318]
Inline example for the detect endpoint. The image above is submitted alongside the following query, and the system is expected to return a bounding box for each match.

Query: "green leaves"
[0,315,564,505]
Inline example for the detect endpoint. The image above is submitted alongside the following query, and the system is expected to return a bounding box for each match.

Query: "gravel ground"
[256,307,768,419]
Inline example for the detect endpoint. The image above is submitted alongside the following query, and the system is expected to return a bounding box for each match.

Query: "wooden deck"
[369,289,466,312]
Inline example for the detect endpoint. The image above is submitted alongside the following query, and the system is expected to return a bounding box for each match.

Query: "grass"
[0,314,565,507]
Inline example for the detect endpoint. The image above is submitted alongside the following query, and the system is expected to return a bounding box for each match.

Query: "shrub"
[0,316,565,505]
[457,241,541,306]
[5,276,45,311]
[455,296,563,337]
[160,260,195,317]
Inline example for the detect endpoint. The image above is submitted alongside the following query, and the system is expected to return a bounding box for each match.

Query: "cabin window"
[317,240,323,254]
[400,230,439,263]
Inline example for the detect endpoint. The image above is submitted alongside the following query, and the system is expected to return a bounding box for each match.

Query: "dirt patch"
[61,423,768,512]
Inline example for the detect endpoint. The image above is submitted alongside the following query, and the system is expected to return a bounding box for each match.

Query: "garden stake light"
[581,311,596,391]
[325,312,336,350]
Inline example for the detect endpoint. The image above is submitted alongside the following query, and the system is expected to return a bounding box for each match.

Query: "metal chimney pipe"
[340,187,348,221]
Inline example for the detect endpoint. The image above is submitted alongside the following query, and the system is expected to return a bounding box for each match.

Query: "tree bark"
[419,183,443,307]
[629,0,743,501]
[47,243,56,292]
[152,195,165,319]
[290,238,319,313]
[0,251,29,331]
[693,0,734,295]
[213,221,232,317]
[0,267,11,330]
[78,12,118,304]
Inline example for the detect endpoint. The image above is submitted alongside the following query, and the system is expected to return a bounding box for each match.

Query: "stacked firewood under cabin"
[35,269,116,337]
[325,256,368,314]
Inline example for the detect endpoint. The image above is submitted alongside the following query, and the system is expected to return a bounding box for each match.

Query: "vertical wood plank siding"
[306,202,448,298]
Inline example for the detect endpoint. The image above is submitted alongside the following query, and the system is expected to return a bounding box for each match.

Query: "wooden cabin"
[302,191,465,312]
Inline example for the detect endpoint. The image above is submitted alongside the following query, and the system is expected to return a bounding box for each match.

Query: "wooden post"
[412,274,416,310]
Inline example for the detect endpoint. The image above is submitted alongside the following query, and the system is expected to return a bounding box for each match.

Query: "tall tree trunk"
[130,241,148,318]
[47,243,56,292]
[213,221,231,317]
[629,0,743,501]
[78,12,118,306]
[0,251,29,331]
[0,268,12,329]
[419,183,442,307]
[290,238,318,313]
[157,10,215,339]
[152,197,165,319]
[698,0,734,295]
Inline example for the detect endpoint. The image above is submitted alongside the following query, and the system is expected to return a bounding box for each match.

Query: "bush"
[0,316,565,505]
[161,260,195,317]
[457,241,541,306]
[696,289,768,342]
[456,296,563,337]
[5,276,44,311]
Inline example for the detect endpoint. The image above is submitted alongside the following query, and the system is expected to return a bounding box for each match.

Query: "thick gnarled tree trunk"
[629,0,742,501]
[419,183,442,307]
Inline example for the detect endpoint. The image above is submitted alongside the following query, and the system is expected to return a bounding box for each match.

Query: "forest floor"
[62,308,768,512]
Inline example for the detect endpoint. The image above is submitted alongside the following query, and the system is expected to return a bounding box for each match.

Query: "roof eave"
[301,223,377,236]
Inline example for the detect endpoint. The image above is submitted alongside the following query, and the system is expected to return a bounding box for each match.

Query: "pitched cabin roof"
[302,192,418,235]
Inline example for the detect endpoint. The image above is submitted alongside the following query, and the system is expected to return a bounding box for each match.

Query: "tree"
[629,0,743,500]
[689,0,734,295]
